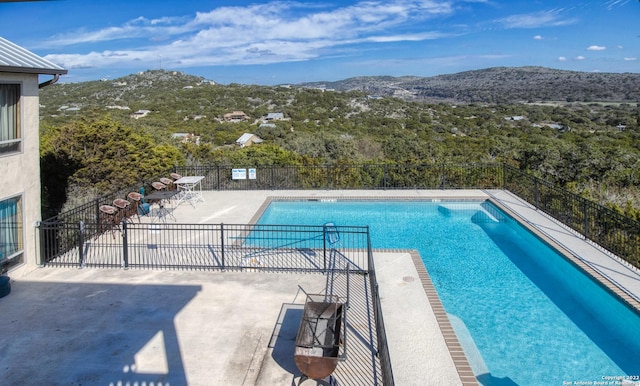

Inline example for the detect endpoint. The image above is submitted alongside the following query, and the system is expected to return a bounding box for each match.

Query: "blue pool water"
[257,200,640,385]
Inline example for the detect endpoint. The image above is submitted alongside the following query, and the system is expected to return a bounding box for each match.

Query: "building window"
[0,84,21,155]
[0,195,23,271]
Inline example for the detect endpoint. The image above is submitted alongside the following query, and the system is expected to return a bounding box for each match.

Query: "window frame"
[0,83,22,156]
[0,194,24,272]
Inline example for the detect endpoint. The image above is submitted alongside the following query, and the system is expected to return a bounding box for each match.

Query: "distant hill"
[40,70,216,116]
[298,66,640,103]
[40,67,640,118]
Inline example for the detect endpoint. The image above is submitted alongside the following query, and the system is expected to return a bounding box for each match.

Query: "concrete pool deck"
[2,189,639,385]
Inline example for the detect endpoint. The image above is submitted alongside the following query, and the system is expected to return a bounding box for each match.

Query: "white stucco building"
[0,37,67,274]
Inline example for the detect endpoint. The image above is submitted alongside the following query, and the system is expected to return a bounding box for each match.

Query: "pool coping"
[407,249,478,385]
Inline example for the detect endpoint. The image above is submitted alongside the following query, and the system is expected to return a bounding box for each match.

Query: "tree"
[40,118,183,215]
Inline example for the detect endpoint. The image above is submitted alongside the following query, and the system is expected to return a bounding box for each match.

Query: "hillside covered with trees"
[301,66,640,103]
[39,68,640,219]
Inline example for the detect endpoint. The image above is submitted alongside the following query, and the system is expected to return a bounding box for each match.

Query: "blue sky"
[1,0,638,84]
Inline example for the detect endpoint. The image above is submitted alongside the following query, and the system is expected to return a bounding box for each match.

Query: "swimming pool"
[256,199,640,385]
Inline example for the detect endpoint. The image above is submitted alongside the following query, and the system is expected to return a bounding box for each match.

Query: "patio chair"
[113,198,130,224]
[160,177,174,190]
[171,173,190,203]
[151,181,167,191]
[98,204,119,238]
[127,192,148,221]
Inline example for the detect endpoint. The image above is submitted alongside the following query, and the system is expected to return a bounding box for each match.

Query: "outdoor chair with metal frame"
[113,198,130,224]
[127,192,147,222]
[98,204,119,239]
[170,173,184,200]
[160,177,174,190]
[151,181,167,191]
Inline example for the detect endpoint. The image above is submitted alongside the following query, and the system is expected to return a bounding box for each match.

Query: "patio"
[3,189,640,385]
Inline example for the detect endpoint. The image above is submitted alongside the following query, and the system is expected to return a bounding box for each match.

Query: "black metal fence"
[366,234,395,385]
[39,222,370,272]
[40,162,640,269]
[173,163,503,191]
[504,165,640,268]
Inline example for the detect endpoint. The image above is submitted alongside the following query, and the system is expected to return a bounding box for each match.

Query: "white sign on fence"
[248,168,256,180]
[232,168,247,179]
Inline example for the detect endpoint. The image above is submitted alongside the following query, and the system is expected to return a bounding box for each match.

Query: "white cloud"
[624,57,637,61]
[363,31,452,43]
[45,50,158,70]
[606,0,631,10]
[41,0,461,70]
[558,56,567,61]
[587,45,606,51]
[575,55,586,60]
[533,35,543,40]
[45,16,192,46]
[498,9,576,29]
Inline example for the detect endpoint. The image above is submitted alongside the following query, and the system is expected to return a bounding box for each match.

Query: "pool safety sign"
[232,168,246,179]
[232,168,257,180]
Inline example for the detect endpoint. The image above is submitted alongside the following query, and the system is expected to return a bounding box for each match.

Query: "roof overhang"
[0,37,68,77]
[0,65,67,76]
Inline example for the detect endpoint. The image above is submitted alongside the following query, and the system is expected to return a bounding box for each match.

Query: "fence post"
[583,199,589,239]
[37,221,45,267]
[534,178,540,208]
[78,221,85,268]
[216,165,221,190]
[95,198,101,227]
[323,224,327,271]
[383,164,387,189]
[271,165,275,189]
[326,164,331,189]
[221,223,225,269]
[122,221,129,269]
[502,163,507,190]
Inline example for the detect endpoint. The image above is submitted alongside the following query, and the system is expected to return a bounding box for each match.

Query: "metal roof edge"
[0,37,68,76]
[0,65,68,76]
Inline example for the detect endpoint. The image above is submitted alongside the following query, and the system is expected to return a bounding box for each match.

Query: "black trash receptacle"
[0,276,10,298]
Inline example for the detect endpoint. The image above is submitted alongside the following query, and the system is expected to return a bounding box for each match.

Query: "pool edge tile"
[409,249,480,386]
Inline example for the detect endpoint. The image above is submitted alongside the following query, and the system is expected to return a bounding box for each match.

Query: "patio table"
[174,176,205,207]
[144,190,178,222]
